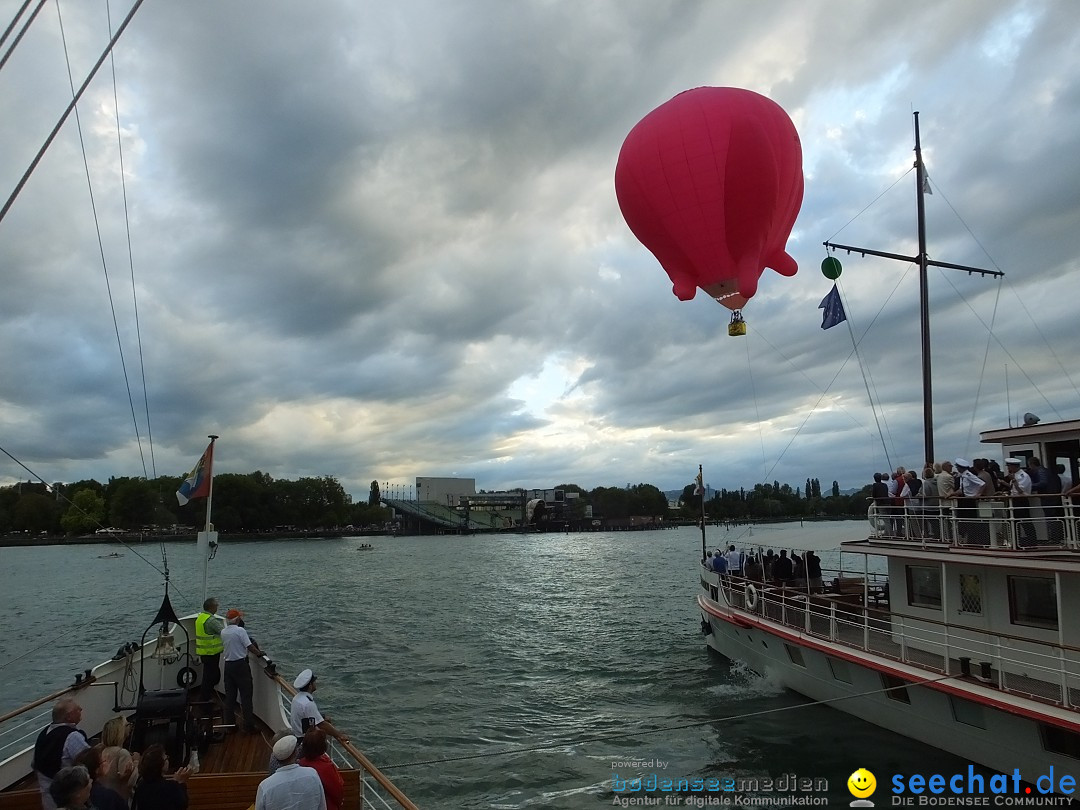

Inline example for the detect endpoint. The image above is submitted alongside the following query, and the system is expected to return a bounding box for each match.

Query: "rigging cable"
[0,0,147,228]
[966,276,1004,453]
[936,268,1062,423]
[0,580,165,673]
[752,265,913,487]
[929,178,1080,406]
[0,444,167,576]
[53,0,149,480]
[379,671,956,771]
[0,0,45,73]
[105,0,156,480]
[836,275,894,473]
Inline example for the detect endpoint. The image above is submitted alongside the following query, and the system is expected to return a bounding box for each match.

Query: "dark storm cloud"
[1,0,1078,499]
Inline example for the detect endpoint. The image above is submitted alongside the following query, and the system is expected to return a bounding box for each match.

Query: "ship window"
[785,644,806,667]
[1008,575,1058,630]
[881,674,911,703]
[1041,724,1080,760]
[958,574,982,614]
[906,565,942,609]
[828,657,852,683]
[950,696,986,728]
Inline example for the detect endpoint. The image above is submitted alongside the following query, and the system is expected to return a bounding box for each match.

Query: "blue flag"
[818,284,847,330]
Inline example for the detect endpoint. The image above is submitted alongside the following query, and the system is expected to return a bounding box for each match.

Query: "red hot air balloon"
[615,87,804,311]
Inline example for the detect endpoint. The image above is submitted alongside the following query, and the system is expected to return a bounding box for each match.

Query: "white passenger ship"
[698,417,1080,780]
[697,111,1080,780]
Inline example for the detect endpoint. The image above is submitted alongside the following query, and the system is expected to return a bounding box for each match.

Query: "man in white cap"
[289,669,322,737]
[290,670,347,741]
[255,734,325,810]
[1005,458,1034,546]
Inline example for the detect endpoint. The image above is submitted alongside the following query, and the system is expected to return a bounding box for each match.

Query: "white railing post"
[996,638,1005,691]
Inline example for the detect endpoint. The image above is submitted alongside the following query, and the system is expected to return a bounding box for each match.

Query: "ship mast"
[824,112,1003,465]
[914,113,933,464]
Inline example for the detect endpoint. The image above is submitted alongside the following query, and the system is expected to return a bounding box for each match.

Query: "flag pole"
[699,464,707,562]
[199,435,219,604]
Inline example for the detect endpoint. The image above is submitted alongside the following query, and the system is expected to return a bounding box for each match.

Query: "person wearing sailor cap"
[1005,458,1035,546]
[255,734,326,810]
[289,670,347,742]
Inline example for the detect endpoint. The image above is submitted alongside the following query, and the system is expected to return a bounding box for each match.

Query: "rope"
[54,0,149,481]
[930,177,1076,416]
[837,276,892,473]
[0,582,162,673]
[0,0,46,73]
[380,671,956,771]
[106,0,157,480]
[751,265,913,486]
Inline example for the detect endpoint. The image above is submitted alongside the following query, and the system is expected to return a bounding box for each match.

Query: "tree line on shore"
[0,473,870,537]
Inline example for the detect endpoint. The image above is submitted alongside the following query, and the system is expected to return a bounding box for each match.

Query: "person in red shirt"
[298,729,343,810]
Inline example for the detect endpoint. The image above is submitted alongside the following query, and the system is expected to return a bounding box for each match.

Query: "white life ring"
[744,583,759,612]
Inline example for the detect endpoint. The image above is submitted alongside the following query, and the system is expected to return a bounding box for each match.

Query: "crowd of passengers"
[705,545,826,592]
[870,456,1080,545]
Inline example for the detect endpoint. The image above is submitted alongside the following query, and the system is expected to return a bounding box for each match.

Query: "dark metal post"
[699,464,707,562]
[914,112,934,465]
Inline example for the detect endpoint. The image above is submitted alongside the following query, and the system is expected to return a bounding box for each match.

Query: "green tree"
[108,478,157,530]
[14,492,59,533]
[590,486,630,519]
[61,488,107,534]
[627,483,668,517]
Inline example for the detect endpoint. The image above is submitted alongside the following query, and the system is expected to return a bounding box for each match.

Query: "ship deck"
[711,576,1080,712]
[0,696,365,810]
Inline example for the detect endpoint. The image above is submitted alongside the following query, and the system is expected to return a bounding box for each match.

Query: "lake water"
[0,521,975,808]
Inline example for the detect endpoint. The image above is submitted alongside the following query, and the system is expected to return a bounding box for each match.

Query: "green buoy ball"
[821,257,842,279]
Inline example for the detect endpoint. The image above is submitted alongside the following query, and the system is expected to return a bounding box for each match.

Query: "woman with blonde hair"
[101,716,130,748]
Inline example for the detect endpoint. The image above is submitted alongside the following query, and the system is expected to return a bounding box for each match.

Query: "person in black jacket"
[33,698,89,810]
[131,744,189,810]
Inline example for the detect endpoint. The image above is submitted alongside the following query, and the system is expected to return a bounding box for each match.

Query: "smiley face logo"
[847,768,877,798]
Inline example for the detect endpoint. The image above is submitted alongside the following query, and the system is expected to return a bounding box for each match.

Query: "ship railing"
[274,676,418,810]
[726,578,1080,711]
[868,495,1076,550]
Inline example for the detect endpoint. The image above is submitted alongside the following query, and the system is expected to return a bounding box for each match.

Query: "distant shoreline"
[0,529,385,548]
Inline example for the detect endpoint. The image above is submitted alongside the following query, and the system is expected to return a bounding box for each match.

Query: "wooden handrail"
[269,674,419,810]
[0,676,96,725]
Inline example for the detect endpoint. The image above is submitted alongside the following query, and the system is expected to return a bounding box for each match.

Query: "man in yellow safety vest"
[195,597,224,705]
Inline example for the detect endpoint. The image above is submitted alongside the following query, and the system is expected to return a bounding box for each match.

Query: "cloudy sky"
[1,0,1078,501]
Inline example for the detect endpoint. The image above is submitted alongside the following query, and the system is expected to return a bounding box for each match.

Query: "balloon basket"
[728,311,746,337]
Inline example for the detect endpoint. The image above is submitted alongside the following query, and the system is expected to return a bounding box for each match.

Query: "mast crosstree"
[823,111,1004,465]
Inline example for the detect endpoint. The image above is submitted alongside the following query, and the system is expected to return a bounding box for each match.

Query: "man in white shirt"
[949,459,991,545]
[724,545,743,575]
[289,669,347,742]
[221,608,265,734]
[255,735,326,810]
[1005,458,1034,547]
